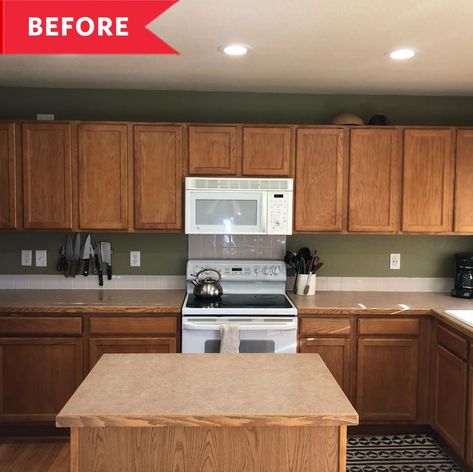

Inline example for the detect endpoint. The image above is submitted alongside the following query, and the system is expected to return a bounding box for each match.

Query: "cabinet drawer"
[89,316,177,336]
[437,324,468,361]
[0,316,82,336]
[299,317,351,336]
[358,318,419,336]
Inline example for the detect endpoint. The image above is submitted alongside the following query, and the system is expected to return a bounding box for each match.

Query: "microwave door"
[186,191,266,234]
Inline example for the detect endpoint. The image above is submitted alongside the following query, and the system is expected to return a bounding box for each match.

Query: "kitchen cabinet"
[242,126,292,176]
[134,125,184,230]
[402,129,454,232]
[0,123,17,229]
[22,122,75,229]
[468,363,473,467]
[78,123,129,230]
[433,325,468,457]
[348,128,400,232]
[0,338,83,423]
[299,338,353,399]
[454,130,473,232]
[88,338,177,369]
[188,126,240,175]
[295,128,345,232]
[356,338,419,422]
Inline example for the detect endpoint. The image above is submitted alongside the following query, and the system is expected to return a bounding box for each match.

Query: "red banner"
[1,0,179,54]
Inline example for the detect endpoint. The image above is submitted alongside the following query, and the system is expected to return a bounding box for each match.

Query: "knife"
[70,233,81,277]
[94,243,104,286]
[82,235,92,277]
[100,242,113,280]
[64,235,73,278]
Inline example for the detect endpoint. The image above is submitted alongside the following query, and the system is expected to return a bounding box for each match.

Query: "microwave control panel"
[267,192,292,235]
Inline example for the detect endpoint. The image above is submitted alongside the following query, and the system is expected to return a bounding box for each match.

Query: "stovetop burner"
[185,293,293,310]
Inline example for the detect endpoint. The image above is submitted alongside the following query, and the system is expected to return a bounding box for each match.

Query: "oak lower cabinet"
[433,325,468,458]
[356,338,419,422]
[295,128,345,231]
[134,125,184,230]
[22,122,75,229]
[242,126,292,176]
[78,123,129,230]
[401,128,454,232]
[0,123,17,229]
[0,337,83,423]
[468,363,473,467]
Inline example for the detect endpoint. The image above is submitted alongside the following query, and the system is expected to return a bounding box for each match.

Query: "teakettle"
[191,268,223,299]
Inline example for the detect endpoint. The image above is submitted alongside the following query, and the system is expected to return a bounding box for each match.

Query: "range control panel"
[187,260,286,282]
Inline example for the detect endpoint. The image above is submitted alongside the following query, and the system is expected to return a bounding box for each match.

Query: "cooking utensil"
[94,243,104,286]
[69,233,81,277]
[304,255,316,295]
[82,235,92,277]
[191,268,223,299]
[65,235,73,278]
[100,242,112,280]
[56,245,68,274]
[313,262,324,272]
[296,247,311,264]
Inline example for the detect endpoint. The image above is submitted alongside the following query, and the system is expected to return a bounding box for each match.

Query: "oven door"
[181,317,297,353]
[185,190,267,234]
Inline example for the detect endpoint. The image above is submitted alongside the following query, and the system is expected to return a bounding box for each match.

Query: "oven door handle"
[182,319,297,331]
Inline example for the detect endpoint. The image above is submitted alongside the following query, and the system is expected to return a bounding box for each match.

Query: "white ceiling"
[1,0,473,95]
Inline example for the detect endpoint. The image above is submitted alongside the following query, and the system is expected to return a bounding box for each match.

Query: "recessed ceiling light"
[389,48,416,60]
[219,44,251,56]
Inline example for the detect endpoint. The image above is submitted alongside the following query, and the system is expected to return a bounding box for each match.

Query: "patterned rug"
[347,434,463,471]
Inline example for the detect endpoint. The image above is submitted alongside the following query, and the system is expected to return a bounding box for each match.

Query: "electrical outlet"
[390,253,401,270]
[21,250,32,267]
[35,250,47,267]
[130,251,141,267]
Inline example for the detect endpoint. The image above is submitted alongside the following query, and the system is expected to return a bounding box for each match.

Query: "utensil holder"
[295,274,317,295]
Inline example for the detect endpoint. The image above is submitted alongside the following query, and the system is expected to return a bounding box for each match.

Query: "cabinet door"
[89,337,177,370]
[299,337,352,399]
[402,129,454,232]
[242,127,292,176]
[295,128,345,231]
[348,129,400,232]
[0,338,83,422]
[78,124,128,230]
[468,365,473,467]
[433,345,468,457]
[356,338,419,421]
[188,126,239,175]
[0,123,17,229]
[134,125,184,230]
[22,123,74,229]
[454,130,473,232]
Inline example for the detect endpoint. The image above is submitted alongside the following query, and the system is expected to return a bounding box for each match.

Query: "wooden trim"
[70,427,79,472]
[339,426,347,472]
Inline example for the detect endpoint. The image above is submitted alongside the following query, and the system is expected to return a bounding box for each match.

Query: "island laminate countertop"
[56,353,359,428]
[0,289,185,314]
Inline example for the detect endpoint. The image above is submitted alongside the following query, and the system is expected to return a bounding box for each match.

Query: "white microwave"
[185,177,293,235]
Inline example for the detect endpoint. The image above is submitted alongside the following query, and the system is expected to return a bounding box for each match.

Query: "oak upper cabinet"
[242,126,292,176]
[78,124,129,230]
[454,130,473,232]
[188,126,239,175]
[433,325,468,457]
[22,123,74,229]
[134,125,184,230]
[402,129,454,232]
[0,337,83,422]
[348,129,401,232]
[0,123,17,229]
[295,128,345,231]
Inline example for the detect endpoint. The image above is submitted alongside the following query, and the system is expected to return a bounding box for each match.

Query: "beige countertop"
[56,353,359,428]
[0,289,185,314]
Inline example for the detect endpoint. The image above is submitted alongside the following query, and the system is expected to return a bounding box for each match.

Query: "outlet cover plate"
[21,250,32,267]
[130,251,141,267]
[390,253,401,270]
[35,250,47,267]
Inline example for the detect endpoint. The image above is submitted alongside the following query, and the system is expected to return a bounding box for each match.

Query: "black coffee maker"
[452,253,473,299]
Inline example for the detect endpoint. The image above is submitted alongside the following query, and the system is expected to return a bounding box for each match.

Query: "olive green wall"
[1,86,473,277]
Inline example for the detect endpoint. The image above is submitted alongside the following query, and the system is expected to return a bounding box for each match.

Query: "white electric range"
[181,260,297,353]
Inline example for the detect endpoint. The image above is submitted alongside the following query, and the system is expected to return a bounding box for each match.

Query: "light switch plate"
[21,250,32,267]
[35,250,47,267]
[130,251,141,267]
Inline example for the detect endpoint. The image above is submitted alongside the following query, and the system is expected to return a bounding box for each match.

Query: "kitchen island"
[57,353,358,472]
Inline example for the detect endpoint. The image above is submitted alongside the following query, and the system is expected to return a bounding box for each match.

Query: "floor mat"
[347,434,463,471]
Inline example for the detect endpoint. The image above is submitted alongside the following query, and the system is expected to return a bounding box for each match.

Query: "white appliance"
[182,259,297,354]
[185,177,293,235]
